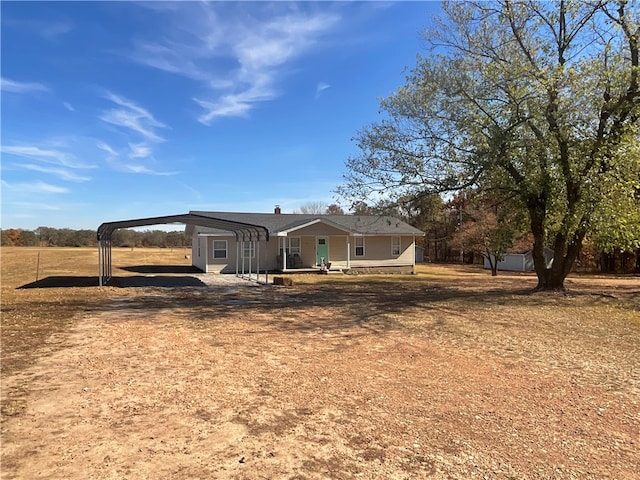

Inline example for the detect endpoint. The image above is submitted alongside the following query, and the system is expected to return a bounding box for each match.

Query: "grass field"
[1,247,639,479]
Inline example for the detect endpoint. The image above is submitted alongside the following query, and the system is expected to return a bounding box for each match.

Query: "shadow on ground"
[18,276,208,289]
[120,265,201,274]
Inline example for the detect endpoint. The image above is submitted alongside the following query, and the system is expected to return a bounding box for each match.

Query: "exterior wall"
[281,234,349,268]
[209,235,281,273]
[193,232,417,273]
[191,235,207,272]
[299,236,317,267]
[206,235,236,274]
[484,249,553,272]
[345,236,415,268]
[484,254,528,272]
[328,236,348,263]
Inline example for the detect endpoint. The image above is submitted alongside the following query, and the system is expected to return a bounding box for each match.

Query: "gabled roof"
[188,211,425,236]
[276,217,352,235]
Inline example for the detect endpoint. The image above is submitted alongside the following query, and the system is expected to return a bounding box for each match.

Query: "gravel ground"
[2,271,638,479]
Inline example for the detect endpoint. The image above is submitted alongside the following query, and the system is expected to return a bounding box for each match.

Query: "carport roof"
[97,213,269,241]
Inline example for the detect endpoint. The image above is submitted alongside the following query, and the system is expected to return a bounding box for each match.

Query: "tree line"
[1,227,190,249]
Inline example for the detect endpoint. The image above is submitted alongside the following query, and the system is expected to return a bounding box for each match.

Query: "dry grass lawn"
[1,247,639,479]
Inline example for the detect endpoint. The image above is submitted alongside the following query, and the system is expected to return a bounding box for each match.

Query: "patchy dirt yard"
[1,250,639,479]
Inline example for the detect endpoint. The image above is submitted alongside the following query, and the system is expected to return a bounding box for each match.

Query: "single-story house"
[483,248,554,272]
[185,207,425,274]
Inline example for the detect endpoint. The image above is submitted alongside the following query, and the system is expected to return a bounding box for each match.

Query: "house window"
[242,241,255,258]
[288,237,301,255]
[392,236,401,256]
[279,237,301,256]
[355,237,365,257]
[213,240,227,259]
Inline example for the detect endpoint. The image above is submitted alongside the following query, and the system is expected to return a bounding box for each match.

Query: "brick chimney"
[274,205,281,214]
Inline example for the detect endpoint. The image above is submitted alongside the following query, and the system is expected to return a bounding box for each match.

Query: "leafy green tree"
[339,0,640,290]
[589,139,640,254]
[17,230,38,246]
[166,231,187,250]
[451,190,528,275]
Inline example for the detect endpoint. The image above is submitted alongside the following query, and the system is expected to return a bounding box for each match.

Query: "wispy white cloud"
[4,18,73,40]
[96,141,118,157]
[97,140,176,176]
[128,142,152,159]
[40,21,73,40]
[63,102,75,112]
[128,4,340,123]
[99,92,167,142]
[1,145,65,161]
[0,144,94,169]
[1,180,70,194]
[1,77,48,94]
[20,164,91,182]
[121,164,178,176]
[316,82,331,98]
[178,182,203,201]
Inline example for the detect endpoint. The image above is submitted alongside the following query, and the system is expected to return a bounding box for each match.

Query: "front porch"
[278,265,346,274]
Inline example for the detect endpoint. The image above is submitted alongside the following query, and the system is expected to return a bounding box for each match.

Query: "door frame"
[316,236,329,266]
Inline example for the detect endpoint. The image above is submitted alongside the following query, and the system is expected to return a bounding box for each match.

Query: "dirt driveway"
[2,271,639,479]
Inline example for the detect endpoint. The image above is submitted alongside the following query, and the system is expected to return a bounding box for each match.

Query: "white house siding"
[192,236,207,272]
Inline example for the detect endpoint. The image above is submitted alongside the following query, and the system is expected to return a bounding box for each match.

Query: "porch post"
[282,236,287,270]
[204,237,208,274]
[347,236,351,269]
[412,235,416,274]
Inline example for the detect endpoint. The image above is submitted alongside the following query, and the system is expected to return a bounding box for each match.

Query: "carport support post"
[98,240,103,287]
[235,239,240,277]
[241,240,245,279]
[248,236,252,281]
[256,239,260,283]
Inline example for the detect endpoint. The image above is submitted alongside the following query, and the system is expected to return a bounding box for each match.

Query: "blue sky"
[1,1,439,230]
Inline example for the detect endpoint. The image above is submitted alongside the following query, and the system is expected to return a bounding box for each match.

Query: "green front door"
[316,237,329,265]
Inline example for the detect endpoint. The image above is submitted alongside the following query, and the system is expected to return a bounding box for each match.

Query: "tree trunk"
[485,250,498,276]
[531,227,586,291]
[528,200,559,290]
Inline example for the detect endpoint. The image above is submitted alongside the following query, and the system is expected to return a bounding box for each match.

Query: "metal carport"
[96,213,270,287]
